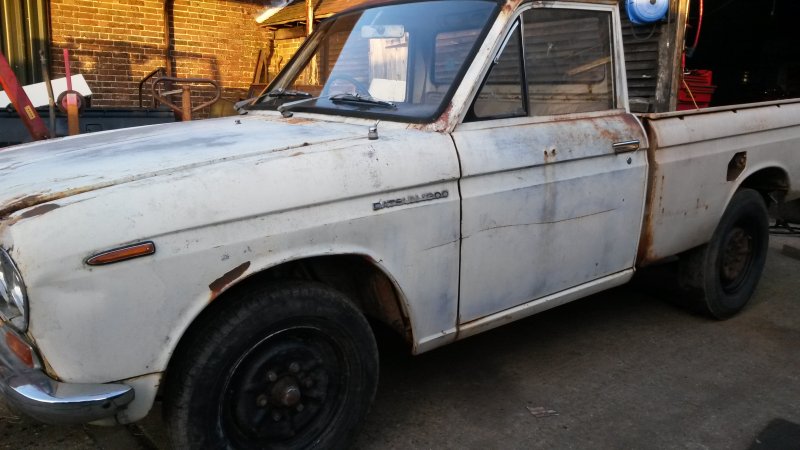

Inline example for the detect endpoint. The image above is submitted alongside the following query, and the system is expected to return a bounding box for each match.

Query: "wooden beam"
[654,0,689,112]
[275,26,307,40]
[306,0,314,35]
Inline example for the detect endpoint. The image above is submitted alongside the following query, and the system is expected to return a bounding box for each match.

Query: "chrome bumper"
[0,323,134,424]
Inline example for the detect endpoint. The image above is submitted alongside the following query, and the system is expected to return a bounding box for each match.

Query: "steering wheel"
[322,73,371,97]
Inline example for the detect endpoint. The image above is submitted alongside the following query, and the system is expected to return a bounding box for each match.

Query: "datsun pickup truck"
[1,0,799,448]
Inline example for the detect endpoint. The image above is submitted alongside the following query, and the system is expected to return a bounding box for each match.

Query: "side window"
[467,21,526,121]
[522,8,615,115]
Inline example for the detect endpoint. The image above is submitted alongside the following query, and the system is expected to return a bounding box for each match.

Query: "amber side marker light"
[86,242,156,266]
[6,331,34,368]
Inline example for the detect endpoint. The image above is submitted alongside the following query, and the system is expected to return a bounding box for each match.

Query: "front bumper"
[0,323,134,424]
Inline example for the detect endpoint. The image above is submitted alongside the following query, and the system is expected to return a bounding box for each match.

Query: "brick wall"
[270,34,305,79]
[49,0,273,111]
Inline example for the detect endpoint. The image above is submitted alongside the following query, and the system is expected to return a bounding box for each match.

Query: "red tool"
[0,51,51,142]
[62,49,80,136]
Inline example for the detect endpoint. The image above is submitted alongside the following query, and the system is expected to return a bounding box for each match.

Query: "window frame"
[465,1,628,123]
[466,18,530,121]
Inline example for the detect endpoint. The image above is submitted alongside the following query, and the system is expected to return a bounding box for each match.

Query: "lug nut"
[257,394,268,407]
[267,371,277,382]
[289,362,300,373]
[272,412,282,421]
[296,403,304,412]
[303,378,314,388]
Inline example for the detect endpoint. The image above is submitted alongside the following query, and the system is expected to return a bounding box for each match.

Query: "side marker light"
[86,242,156,266]
[6,331,34,368]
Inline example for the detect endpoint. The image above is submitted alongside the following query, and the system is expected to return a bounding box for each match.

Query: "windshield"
[249,0,499,122]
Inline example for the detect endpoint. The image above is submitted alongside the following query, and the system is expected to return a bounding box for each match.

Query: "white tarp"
[0,74,92,109]
[255,0,292,23]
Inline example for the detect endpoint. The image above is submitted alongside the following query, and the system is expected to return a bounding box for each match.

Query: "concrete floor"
[2,234,799,449]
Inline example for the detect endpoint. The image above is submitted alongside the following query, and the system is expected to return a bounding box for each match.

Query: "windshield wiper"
[276,93,397,118]
[234,89,313,113]
[277,94,331,117]
[267,89,312,99]
[330,93,396,110]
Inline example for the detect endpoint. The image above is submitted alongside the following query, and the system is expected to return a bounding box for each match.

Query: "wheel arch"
[165,253,414,378]
[735,164,790,204]
[694,164,787,252]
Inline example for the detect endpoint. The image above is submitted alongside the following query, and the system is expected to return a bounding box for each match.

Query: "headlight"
[0,248,28,331]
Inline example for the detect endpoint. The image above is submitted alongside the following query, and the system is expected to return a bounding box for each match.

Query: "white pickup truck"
[1,0,798,448]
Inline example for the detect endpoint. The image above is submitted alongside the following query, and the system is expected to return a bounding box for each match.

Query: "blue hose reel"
[626,0,669,25]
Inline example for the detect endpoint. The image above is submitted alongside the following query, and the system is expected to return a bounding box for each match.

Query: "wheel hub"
[271,377,302,407]
[221,327,343,446]
[720,226,753,289]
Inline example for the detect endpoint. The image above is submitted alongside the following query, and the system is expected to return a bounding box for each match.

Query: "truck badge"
[373,190,449,211]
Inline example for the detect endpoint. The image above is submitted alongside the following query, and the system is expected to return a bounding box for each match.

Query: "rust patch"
[209,261,251,300]
[413,103,455,132]
[438,103,454,129]
[0,194,51,218]
[543,148,557,163]
[636,121,660,266]
[503,0,523,14]
[285,117,314,125]
[0,184,112,219]
[727,152,747,181]
[591,119,619,142]
[17,203,60,220]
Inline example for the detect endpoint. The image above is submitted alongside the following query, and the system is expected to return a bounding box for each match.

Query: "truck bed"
[637,99,800,264]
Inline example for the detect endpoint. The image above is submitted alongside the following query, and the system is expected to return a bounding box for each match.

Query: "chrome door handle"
[613,140,640,153]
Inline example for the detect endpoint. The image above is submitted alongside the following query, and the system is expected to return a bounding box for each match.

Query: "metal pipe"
[62,49,79,136]
[164,0,175,78]
[39,49,56,135]
[181,86,192,121]
[139,66,166,108]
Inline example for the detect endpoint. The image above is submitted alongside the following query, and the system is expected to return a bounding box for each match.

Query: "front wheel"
[678,188,770,319]
[164,281,379,449]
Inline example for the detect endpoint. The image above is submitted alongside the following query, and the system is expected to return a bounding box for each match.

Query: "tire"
[164,281,379,450]
[678,188,770,319]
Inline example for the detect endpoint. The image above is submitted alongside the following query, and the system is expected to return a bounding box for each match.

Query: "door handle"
[613,140,640,153]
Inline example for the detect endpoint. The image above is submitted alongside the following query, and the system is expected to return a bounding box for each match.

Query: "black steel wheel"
[678,188,770,319]
[164,281,378,449]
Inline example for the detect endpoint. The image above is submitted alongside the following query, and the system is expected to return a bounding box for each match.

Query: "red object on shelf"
[683,69,712,85]
[678,69,716,110]
[679,85,715,103]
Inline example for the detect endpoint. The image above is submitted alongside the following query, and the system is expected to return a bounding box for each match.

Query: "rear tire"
[678,188,769,319]
[164,281,379,450]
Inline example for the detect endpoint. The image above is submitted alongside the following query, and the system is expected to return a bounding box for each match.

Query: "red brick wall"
[270,35,305,78]
[49,0,273,111]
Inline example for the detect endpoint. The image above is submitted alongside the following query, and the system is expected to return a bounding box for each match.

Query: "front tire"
[678,188,770,319]
[164,281,379,449]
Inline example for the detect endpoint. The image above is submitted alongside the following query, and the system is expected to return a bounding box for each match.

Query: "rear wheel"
[164,281,378,449]
[678,188,769,318]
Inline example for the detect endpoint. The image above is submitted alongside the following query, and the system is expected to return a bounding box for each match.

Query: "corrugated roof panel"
[262,0,326,26]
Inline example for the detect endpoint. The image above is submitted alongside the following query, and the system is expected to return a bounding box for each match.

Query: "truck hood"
[0,114,365,218]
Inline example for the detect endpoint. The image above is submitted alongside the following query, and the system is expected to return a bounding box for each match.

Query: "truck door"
[453,4,649,323]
